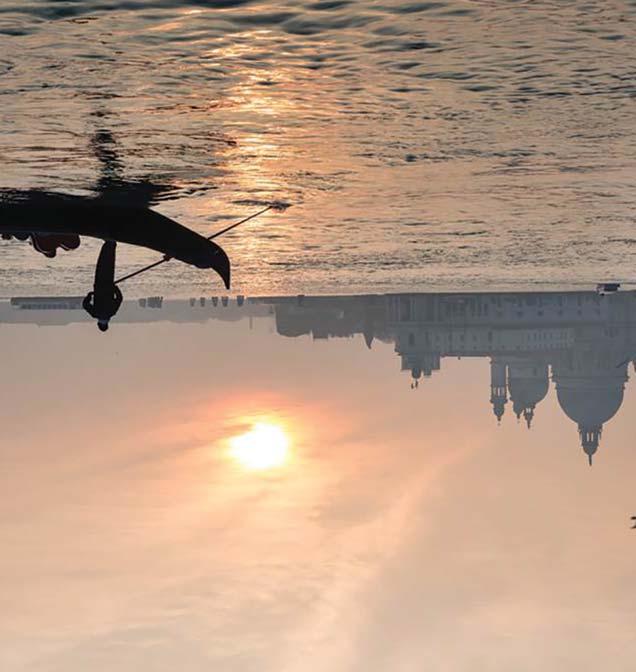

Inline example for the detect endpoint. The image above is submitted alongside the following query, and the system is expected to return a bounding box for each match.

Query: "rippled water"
[1,1,636,295]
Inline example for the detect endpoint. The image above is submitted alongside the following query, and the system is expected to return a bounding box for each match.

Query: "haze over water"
[1,0,636,295]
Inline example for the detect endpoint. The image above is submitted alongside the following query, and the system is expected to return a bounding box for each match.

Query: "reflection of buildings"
[4,289,636,463]
[259,291,636,464]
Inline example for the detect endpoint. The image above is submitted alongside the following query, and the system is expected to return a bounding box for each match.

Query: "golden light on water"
[229,421,290,471]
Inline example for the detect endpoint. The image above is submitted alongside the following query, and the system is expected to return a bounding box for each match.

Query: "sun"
[229,422,290,470]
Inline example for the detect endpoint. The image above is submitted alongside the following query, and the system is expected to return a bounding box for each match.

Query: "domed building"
[489,357,549,426]
[403,352,442,388]
[553,348,629,465]
[394,326,442,386]
[507,360,550,428]
[490,358,508,422]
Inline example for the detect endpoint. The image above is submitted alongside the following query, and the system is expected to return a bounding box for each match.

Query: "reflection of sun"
[229,422,290,470]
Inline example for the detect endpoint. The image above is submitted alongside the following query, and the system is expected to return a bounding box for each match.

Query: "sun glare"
[229,422,290,470]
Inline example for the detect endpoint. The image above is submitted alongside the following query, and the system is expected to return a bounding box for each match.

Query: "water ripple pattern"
[0,1,635,295]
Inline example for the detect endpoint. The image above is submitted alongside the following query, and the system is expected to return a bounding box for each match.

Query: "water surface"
[1,1,636,294]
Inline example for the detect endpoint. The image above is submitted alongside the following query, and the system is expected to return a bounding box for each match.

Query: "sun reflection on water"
[229,421,291,471]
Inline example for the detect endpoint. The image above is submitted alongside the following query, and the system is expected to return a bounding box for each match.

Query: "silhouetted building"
[490,358,508,422]
[11,296,84,310]
[507,360,549,428]
[257,290,636,464]
[8,289,636,464]
[553,345,629,465]
[140,296,164,308]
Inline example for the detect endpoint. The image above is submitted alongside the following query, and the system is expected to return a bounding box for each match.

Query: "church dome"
[556,384,625,464]
[556,385,624,428]
[508,365,550,428]
[510,378,550,411]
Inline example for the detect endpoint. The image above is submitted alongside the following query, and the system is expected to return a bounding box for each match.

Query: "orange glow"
[229,421,290,470]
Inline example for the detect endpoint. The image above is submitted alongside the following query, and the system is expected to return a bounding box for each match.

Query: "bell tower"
[490,358,507,422]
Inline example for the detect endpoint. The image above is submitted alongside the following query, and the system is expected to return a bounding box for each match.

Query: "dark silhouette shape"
[31,233,81,257]
[1,231,80,258]
[82,241,122,331]
[597,282,620,295]
[112,202,283,288]
[0,189,230,289]
[259,290,636,464]
[631,516,636,529]
[0,128,231,289]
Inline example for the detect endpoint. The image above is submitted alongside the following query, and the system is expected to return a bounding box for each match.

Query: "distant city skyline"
[4,289,636,464]
[261,291,636,465]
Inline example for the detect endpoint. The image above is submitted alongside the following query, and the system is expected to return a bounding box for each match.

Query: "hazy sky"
[2,317,635,670]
